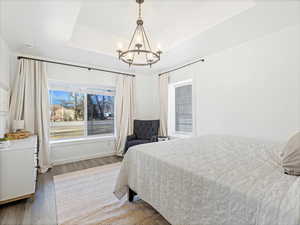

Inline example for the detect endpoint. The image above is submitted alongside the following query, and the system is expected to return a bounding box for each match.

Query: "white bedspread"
[114,135,300,225]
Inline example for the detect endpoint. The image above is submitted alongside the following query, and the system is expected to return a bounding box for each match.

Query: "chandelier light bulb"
[117,42,123,51]
[136,35,142,44]
[156,43,163,55]
[128,53,133,59]
[147,53,153,60]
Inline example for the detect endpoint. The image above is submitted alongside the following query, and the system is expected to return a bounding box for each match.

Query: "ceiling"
[0,0,299,75]
[70,0,255,56]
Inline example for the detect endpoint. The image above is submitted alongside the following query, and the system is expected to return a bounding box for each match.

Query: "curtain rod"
[17,56,136,77]
[158,58,205,76]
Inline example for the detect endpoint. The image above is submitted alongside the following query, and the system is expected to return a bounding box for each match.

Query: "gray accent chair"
[124,120,160,154]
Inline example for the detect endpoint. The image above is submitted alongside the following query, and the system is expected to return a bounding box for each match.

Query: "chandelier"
[117,0,162,67]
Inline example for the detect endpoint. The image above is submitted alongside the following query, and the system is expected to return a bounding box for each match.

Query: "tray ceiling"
[1,0,299,74]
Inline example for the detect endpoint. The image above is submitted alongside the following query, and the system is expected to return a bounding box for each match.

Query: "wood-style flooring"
[0,156,122,225]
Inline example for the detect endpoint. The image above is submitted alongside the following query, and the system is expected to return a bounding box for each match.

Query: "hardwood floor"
[0,156,122,225]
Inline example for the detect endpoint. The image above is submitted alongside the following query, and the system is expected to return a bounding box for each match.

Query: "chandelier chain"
[139,2,142,18]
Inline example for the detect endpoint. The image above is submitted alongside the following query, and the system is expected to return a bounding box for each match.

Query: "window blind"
[175,84,192,132]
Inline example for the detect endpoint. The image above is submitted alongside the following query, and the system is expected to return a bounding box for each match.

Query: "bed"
[114,135,300,225]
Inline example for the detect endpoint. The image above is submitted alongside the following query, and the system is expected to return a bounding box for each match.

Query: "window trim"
[48,84,116,141]
[168,79,193,137]
[49,135,115,146]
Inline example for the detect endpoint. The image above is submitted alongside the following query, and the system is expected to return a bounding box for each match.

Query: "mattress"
[114,135,300,225]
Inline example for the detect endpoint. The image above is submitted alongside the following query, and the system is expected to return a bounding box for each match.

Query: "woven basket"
[5,131,32,140]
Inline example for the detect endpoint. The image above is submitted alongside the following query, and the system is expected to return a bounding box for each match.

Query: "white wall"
[168,25,300,142]
[135,74,160,120]
[0,36,10,88]
[50,137,116,165]
[0,35,11,138]
[47,63,116,87]
[45,63,159,164]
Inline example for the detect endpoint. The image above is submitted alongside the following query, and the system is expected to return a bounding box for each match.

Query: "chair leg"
[128,188,137,202]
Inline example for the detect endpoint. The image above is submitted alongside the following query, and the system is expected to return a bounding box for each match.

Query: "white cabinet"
[0,136,38,204]
[0,85,9,138]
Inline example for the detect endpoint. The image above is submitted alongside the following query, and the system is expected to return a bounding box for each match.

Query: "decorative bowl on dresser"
[0,136,38,205]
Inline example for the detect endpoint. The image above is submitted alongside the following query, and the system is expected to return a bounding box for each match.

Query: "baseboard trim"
[51,152,116,166]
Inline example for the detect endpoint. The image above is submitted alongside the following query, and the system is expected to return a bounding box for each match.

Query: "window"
[49,82,115,140]
[87,94,114,136]
[49,90,85,139]
[169,80,193,136]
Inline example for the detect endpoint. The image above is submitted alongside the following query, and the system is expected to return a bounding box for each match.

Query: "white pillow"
[282,132,300,176]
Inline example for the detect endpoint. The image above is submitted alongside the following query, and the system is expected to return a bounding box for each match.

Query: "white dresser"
[0,136,38,204]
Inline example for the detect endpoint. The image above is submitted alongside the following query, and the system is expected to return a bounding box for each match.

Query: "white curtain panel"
[9,59,51,173]
[159,73,169,136]
[115,76,135,155]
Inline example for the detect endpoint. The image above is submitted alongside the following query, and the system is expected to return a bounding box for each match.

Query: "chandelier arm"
[121,58,160,66]
[119,49,159,58]
[145,49,149,62]
[128,25,139,50]
[141,25,152,51]
[120,51,160,66]
[141,28,149,62]
[140,25,148,51]
[143,33,150,62]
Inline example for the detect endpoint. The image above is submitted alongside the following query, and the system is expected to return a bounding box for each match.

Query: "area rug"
[54,162,169,225]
